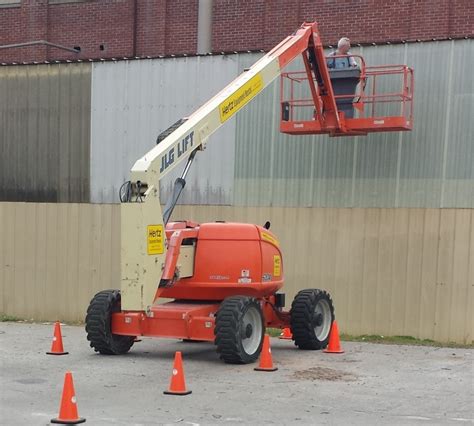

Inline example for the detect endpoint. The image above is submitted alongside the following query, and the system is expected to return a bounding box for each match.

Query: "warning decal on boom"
[219,73,263,123]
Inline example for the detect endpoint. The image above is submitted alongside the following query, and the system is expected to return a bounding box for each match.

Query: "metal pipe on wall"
[0,40,80,54]
[197,0,213,54]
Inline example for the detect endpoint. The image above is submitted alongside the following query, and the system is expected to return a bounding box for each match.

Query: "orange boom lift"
[85,22,413,363]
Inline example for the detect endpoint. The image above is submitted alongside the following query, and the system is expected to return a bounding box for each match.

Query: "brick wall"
[47,0,135,60]
[0,0,198,63]
[212,0,474,51]
[164,0,198,54]
[1,0,472,63]
[0,0,48,62]
[136,0,166,57]
[212,0,266,52]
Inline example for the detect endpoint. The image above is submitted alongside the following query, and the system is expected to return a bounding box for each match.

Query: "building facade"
[1,0,473,63]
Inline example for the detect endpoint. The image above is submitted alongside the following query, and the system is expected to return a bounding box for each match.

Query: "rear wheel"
[290,289,334,350]
[214,296,264,364]
[85,289,134,355]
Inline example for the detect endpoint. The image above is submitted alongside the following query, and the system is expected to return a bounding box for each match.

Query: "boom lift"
[85,22,413,363]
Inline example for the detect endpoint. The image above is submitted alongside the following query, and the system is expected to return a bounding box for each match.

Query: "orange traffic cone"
[255,334,278,372]
[164,351,192,395]
[47,321,69,355]
[323,320,345,354]
[279,327,292,340]
[51,372,86,424]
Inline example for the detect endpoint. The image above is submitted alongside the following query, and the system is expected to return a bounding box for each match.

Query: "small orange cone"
[323,320,345,354]
[254,334,278,372]
[164,351,192,395]
[51,372,86,424]
[47,321,69,355]
[279,327,292,340]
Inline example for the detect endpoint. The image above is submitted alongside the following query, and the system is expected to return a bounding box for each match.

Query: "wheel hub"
[240,305,262,355]
[313,298,332,341]
[314,313,323,327]
[244,323,253,339]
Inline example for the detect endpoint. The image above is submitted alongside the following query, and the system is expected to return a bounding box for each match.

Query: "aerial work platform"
[280,55,413,137]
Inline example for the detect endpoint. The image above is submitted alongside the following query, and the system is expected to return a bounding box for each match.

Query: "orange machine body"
[112,222,288,341]
[161,222,284,300]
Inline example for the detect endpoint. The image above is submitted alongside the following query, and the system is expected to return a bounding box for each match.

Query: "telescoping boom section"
[120,22,413,312]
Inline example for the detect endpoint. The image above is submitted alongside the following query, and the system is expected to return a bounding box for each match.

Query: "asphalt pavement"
[0,322,472,425]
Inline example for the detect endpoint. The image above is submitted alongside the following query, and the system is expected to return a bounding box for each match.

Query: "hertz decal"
[261,231,279,247]
[147,225,164,255]
[219,73,263,123]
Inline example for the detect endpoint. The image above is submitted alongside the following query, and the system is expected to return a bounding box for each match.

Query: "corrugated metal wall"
[87,39,473,207]
[1,40,472,207]
[90,56,237,204]
[234,40,474,207]
[0,63,91,202]
[1,202,472,344]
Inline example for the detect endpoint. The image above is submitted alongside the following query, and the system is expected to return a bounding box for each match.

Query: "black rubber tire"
[85,289,135,355]
[214,296,264,364]
[290,289,335,350]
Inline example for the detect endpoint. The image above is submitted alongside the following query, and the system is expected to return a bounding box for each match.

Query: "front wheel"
[214,296,264,364]
[290,289,334,350]
[85,289,135,355]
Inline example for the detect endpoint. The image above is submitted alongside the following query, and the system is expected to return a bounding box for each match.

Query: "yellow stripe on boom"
[219,73,263,123]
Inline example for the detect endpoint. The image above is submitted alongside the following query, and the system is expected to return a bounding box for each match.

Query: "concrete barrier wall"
[1,202,472,343]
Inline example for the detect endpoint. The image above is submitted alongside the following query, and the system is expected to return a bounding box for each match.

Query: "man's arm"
[349,55,358,67]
